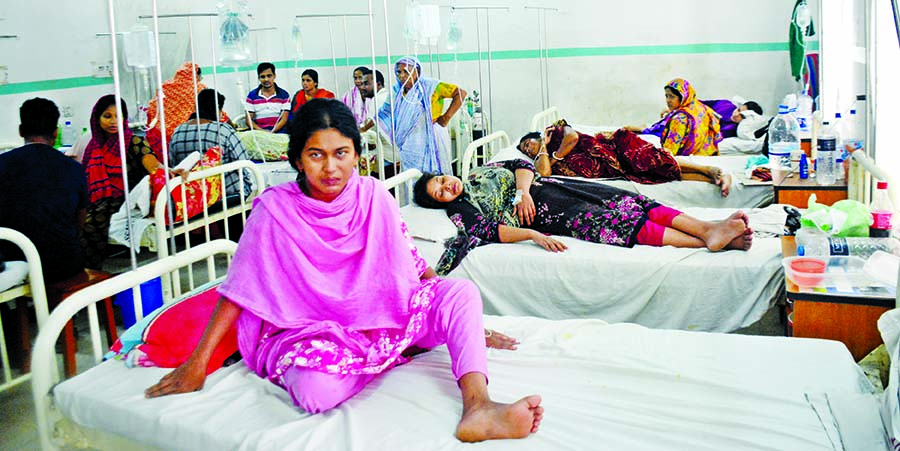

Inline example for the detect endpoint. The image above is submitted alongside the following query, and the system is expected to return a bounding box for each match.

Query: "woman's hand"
[435,114,450,127]
[516,192,536,226]
[485,329,520,350]
[531,231,568,252]
[145,357,207,398]
[170,168,189,181]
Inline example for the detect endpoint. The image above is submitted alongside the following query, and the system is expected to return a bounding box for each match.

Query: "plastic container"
[61,121,76,146]
[114,277,163,328]
[797,236,900,259]
[816,123,837,185]
[799,153,809,179]
[870,181,894,238]
[768,104,800,182]
[863,251,899,287]
[796,91,814,133]
[782,255,873,287]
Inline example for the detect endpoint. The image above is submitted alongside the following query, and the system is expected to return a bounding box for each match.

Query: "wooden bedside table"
[782,236,894,361]
[774,175,848,208]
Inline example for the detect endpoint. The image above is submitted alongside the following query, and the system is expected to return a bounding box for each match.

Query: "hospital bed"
[526,108,774,209]
[107,160,264,300]
[30,239,886,450]
[388,169,785,333]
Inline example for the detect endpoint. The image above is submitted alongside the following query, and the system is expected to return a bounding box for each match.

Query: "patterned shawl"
[147,62,206,146]
[660,78,721,156]
[82,95,133,203]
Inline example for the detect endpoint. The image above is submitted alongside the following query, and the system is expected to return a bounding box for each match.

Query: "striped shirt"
[169,121,253,196]
[245,84,291,131]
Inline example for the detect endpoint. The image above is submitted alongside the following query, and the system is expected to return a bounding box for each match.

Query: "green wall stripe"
[0,40,820,96]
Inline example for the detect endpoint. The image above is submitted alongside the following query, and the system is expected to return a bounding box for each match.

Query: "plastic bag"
[799,194,871,237]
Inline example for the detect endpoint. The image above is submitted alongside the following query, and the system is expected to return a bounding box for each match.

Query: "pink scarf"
[342,86,367,125]
[217,173,420,331]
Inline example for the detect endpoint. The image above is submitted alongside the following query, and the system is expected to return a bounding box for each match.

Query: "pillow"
[400,204,458,242]
[110,287,238,375]
[487,146,530,165]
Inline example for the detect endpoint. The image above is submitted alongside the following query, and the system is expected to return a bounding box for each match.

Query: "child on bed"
[145,98,542,443]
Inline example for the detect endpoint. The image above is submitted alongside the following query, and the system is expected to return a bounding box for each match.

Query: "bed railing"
[0,228,48,393]
[530,106,560,132]
[460,131,511,180]
[153,160,264,303]
[30,239,238,451]
[383,169,423,208]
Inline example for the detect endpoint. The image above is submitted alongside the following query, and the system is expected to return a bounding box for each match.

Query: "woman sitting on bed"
[146,99,543,443]
[413,159,752,274]
[518,119,732,196]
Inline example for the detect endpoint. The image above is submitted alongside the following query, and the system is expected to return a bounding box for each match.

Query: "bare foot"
[725,227,754,251]
[718,173,732,197]
[456,395,544,442]
[726,210,749,227]
[704,218,746,252]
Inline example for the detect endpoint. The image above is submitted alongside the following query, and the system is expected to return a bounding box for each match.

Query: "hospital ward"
[3,0,900,449]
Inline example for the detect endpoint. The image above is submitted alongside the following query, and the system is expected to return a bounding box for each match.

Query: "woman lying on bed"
[518,119,732,197]
[145,99,542,443]
[413,159,752,274]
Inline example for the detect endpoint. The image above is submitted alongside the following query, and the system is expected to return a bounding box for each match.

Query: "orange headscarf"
[146,62,206,146]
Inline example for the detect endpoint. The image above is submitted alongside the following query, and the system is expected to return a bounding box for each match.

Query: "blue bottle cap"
[797,245,805,256]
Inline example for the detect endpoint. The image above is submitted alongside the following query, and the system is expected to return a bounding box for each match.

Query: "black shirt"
[0,143,88,282]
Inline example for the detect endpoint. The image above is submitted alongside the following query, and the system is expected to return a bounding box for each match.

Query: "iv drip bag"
[123,24,157,70]
[291,17,304,60]
[218,0,251,67]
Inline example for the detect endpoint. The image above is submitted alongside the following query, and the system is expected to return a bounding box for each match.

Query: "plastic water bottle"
[61,121,76,146]
[796,91,814,133]
[797,236,900,259]
[870,181,895,238]
[799,153,809,179]
[816,122,837,185]
[768,104,800,176]
[844,109,864,151]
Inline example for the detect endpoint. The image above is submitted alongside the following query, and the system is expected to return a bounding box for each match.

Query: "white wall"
[1,0,812,150]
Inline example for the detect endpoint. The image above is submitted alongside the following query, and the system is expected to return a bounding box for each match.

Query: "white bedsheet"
[412,205,787,332]
[53,315,876,451]
[0,261,28,292]
[488,147,773,209]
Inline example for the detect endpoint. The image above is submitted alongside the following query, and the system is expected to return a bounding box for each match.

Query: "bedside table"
[774,175,848,208]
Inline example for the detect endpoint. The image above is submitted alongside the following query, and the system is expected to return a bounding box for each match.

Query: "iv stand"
[525,6,557,112]
[450,5,508,135]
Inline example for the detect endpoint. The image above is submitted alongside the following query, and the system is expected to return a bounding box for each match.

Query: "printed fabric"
[660,78,721,156]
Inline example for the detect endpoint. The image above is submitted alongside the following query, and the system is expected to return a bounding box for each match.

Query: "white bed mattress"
[488,147,773,210]
[410,205,787,332]
[52,315,875,451]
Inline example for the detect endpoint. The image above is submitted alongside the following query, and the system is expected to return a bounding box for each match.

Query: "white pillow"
[400,204,457,242]
[488,146,530,164]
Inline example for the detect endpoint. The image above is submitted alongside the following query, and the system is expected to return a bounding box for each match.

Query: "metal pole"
[328,19,340,95]
[475,8,484,130]
[543,9,551,108]
[382,0,397,170]
[342,16,351,80]
[367,0,385,181]
[893,0,900,46]
[865,0,877,205]
[537,11,546,110]
[188,18,204,159]
[486,10,494,134]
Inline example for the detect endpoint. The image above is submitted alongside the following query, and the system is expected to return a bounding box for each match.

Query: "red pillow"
[151,146,223,225]
[136,287,238,375]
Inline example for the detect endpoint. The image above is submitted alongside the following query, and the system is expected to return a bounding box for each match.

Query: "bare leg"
[669,213,748,251]
[676,158,731,197]
[455,372,544,442]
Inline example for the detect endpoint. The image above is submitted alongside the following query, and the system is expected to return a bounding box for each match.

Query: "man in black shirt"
[0,98,88,282]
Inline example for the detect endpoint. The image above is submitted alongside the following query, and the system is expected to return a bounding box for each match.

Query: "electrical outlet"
[91,61,113,79]
[61,105,74,118]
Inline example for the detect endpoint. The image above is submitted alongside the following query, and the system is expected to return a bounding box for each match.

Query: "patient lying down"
[414,159,751,274]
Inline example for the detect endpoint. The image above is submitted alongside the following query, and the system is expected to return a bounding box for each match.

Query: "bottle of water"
[816,122,837,185]
[796,91,814,133]
[870,181,895,238]
[844,109,864,151]
[768,104,800,175]
[61,121,76,146]
[797,236,900,259]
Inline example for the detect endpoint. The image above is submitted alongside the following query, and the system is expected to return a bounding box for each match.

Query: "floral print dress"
[436,159,660,274]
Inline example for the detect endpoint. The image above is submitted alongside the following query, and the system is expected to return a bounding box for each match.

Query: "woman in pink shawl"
[146,99,544,442]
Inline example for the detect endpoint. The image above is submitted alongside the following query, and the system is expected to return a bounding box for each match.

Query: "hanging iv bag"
[447,13,462,51]
[291,18,304,60]
[218,0,251,67]
[123,24,157,70]
[417,5,441,47]
[404,1,423,45]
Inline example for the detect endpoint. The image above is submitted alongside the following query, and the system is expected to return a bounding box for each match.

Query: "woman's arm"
[435,86,467,127]
[141,154,187,180]
[550,126,579,160]
[513,168,536,225]
[145,297,242,398]
[498,225,567,252]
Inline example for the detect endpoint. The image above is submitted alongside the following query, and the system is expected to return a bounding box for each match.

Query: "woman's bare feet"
[704,166,731,197]
[703,218,747,251]
[456,395,544,442]
[724,227,754,251]
[726,210,749,227]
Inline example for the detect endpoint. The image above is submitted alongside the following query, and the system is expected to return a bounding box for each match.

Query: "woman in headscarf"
[146,99,542,442]
[341,66,369,126]
[377,56,467,175]
[289,69,335,118]
[146,62,206,152]
[81,95,182,269]
[659,78,721,156]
